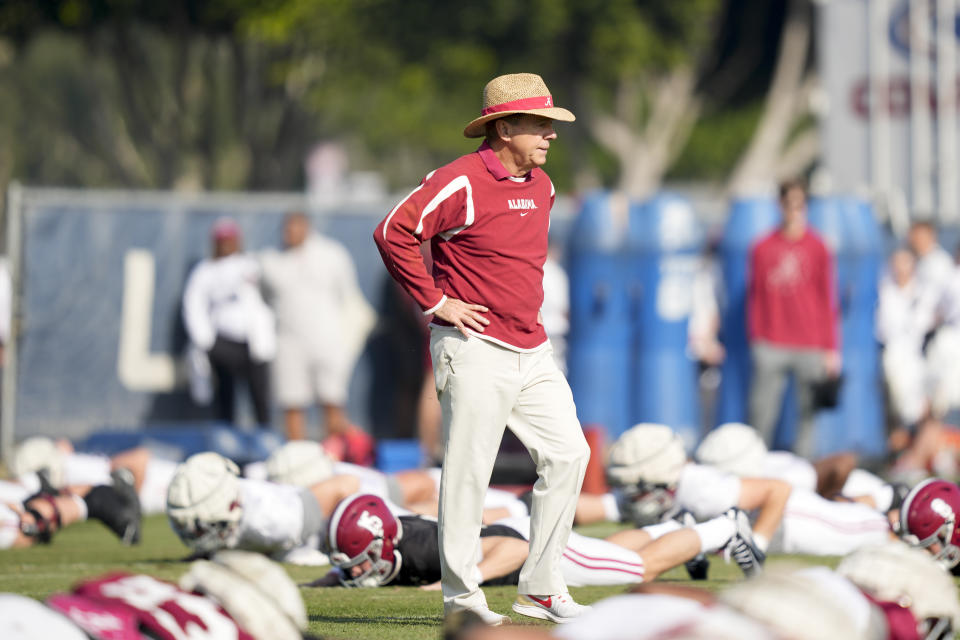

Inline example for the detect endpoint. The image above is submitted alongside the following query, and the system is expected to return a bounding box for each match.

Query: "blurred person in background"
[688,235,725,432]
[907,220,953,334]
[540,245,569,374]
[747,179,841,458]
[876,248,931,452]
[0,256,9,366]
[183,217,275,427]
[260,212,374,464]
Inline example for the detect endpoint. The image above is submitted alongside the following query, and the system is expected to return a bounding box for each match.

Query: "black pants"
[208,336,270,426]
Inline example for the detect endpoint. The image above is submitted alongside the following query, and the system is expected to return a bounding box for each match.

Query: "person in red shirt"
[747,179,841,458]
[373,73,591,625]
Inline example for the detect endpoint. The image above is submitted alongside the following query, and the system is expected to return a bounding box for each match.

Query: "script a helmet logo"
[357,510,384,537]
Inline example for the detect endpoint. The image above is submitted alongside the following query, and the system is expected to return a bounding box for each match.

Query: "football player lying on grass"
[575,422,907,529]
[166,451,365,564]
[12,436,179,515]
[576,424,894,579]
[444,542,959,640]
[693,422,909,513]
[257,440,529,524]
[0,550,321,640]
[304,492,764,597]
[0,471,141,548]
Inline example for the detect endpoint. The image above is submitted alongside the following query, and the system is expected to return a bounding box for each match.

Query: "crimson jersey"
[748,228,839,350]
[47,573,255,640]
[374,142,555,351]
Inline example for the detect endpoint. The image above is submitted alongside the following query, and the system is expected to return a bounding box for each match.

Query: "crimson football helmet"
[899,478,960,569]
[327,493,402,588]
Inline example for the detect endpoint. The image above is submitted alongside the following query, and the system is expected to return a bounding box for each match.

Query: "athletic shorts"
[273,336,350,408]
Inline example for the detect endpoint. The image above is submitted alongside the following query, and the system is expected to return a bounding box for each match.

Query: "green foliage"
[668,100,764,181]
[0,0,733,192]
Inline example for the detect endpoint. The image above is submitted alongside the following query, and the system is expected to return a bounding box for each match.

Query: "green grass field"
[0,516,842,639]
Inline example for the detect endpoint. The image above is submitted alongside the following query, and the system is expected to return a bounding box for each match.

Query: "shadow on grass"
[310,614,443,626]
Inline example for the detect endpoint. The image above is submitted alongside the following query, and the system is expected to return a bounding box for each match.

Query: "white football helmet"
[166,452,243,553]
[265,440,334,488]
[13,437,64,488]
[695,423,768,477]
[838,541,960,639]
[180,550,306,640]
[607,423,687,488]
[720,569,863,640]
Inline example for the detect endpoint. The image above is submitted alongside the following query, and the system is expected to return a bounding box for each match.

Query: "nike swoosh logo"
[527,595,551,607]
[520,211,531,217]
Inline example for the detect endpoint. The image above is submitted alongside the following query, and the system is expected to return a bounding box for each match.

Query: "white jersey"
[916,246,954,331]
[876,276,929,348]
[940,266,960,327]
[493,516,645,587]
[676,463,741,521]
[46,453,177,515]
[182,253,275,360]
[235,479,316,553]
[0,503,20,550]
[260,234,359,358]
[0,480,29,506]
[676,463,891,556]
[553,594,777,640]
[540,254,569,372]
[760,451,817,493]
[334,462,392,497]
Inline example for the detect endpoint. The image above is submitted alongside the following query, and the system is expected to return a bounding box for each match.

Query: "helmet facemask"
[170,512,242,555]
[919,616,953,640]
[331,537,397,588]
[618,482,679,526]
[914,499,960,570]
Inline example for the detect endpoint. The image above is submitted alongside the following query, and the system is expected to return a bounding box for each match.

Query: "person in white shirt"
[926,258,960,419]
[908,220,953,333]
[182,218,275,427]
[260,212,374,450]
[540,248,569,374]
[876,249,931,431]
[602,424,892,558]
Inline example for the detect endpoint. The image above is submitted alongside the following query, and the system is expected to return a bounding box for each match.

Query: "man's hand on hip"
[823,350,842,378]
[434,298,490,337]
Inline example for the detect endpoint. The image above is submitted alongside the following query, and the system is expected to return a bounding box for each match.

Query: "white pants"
[882,340,927,425]
[773,490,892,555]
[494,516,645,587]
[432,328,589,612]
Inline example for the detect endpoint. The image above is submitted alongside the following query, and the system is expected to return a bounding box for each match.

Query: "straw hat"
[463,73,575,138]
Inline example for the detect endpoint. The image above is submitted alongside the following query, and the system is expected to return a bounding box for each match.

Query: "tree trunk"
[727,0,814,196]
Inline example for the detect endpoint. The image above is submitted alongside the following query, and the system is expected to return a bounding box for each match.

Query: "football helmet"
[838,541,960,640]
[720,569,862,640]
[265,440,335,488]
[166,452,243,554]
[180,550,307,640]
[327,493,402,588]
[899,478,960,569]
[607,423,687,488]
[695,423,768,477]
[13,437,64,488]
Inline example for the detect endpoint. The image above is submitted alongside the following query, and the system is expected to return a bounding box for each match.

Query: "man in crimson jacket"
[373,73,591,626]
[747,179,842,458]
